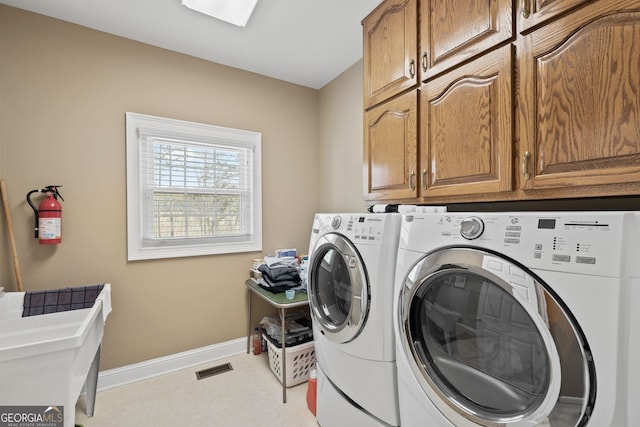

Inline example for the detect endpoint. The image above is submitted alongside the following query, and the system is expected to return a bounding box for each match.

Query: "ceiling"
[0,0,382,89]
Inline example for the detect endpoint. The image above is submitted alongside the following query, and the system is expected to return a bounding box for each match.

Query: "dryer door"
[308,232,369,343]
[398,247,594,427]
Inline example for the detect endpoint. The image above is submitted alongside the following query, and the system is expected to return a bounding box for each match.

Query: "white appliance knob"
[331,216,342,229]
[460,217,484,240]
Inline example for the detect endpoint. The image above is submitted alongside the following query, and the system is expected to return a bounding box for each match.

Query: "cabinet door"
[518,0,640,191]
[421,45,513,198]
[364,90,418,201]
[363,0,418,110]
[420,0,514,80]
[518,0,592,33]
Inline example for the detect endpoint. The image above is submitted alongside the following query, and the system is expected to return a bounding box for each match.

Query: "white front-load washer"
[627,212,640,425]
[308,213,401,426]
[393,211,636,427]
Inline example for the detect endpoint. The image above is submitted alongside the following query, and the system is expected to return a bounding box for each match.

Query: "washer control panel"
[401,212,634,277]
[311,213,400,244]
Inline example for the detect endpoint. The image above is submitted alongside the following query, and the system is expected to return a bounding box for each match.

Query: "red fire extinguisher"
[26,185,64,244]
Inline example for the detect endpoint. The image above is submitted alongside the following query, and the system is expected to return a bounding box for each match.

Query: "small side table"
[245,279,309,403]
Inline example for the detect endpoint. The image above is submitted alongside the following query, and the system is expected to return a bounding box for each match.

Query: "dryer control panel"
[401,212,635,277]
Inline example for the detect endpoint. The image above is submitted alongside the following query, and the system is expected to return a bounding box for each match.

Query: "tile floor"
[74,352,318,427]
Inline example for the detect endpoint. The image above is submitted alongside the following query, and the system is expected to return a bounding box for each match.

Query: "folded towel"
[257,275,300,293]
[22,284,105,317]
[258,263,300,284]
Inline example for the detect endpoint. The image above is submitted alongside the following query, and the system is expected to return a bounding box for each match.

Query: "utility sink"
[0,284,111,427]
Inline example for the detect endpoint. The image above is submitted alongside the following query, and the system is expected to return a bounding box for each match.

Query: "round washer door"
[398,247,594,427]
[308,232,369,343]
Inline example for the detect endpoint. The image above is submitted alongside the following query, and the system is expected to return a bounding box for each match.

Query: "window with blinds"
[126,113,262,260]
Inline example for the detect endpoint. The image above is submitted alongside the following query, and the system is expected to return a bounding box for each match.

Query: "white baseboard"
[96,337,246,391]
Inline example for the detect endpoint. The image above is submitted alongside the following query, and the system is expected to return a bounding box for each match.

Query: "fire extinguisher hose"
[0,179,24,292]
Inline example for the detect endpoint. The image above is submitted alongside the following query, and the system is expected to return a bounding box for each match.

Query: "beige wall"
[318,60,369,213]
[0,5,366,370]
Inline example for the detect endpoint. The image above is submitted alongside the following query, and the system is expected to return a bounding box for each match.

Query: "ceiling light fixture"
[181,0,259,27]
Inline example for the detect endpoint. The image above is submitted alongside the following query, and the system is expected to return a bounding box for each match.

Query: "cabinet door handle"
[522,0,531,18]
[522,151,531,180]
[422,169,427,190]
[409,60,416,78]
[409,170,416,191]
[421,53,428,72]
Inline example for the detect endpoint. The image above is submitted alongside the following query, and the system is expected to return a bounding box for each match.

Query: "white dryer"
[393,211,636,427]
[308,213,401,426]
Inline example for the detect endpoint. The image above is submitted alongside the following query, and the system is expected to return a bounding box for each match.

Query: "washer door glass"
[399,247,593,426]
[308,233,368,343]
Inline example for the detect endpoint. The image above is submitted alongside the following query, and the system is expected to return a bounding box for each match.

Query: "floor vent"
[196,362,233,380]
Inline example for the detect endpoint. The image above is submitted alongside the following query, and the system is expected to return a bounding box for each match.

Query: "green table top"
[245,278,309,308]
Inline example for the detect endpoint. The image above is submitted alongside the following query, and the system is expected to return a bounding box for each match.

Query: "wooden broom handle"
[1,179,24,292]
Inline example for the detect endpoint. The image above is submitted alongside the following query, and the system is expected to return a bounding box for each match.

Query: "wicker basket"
[265,335,315,387]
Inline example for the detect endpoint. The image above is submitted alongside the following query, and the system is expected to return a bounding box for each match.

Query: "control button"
[460,216,485,240]
[535,244,543,251]
[533,252,542,259]
[506,225,522,231]
[552,254,571,262]
[576,256,596,265]
[331,216,342,229]
[505,231,521,237]
[504,238,520,244]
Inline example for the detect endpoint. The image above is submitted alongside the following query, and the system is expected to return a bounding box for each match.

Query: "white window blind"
[126,113,262,260]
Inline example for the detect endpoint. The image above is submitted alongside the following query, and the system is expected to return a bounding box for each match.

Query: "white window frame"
[126,112,262,260]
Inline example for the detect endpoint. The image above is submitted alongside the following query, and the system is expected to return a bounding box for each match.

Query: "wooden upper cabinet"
[363,0,418,110]
[518,0,640,192]
[420,0,514,80]
[518,0,593,33]
[364,90,418,201]
[421,45,514,198]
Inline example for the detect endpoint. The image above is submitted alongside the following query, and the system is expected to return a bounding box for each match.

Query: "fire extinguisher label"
[39,218,61,239]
